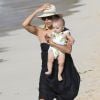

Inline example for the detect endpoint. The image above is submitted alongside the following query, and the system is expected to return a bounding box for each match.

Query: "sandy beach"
[0,0,100,100]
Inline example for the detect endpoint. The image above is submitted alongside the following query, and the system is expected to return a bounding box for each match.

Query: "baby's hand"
[45,34,52,44]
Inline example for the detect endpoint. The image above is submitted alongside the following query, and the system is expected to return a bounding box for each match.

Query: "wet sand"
[0,0,100,100]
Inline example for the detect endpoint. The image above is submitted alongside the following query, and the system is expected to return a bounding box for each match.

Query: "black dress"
[39,43,80,100]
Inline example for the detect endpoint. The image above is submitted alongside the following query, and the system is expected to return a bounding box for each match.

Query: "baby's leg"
[45,50,55,75]
[58,52,65,81]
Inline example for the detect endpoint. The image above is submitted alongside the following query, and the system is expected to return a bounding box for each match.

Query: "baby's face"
[53,20,64,33]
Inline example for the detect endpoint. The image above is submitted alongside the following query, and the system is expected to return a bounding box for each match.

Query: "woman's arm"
[45,35,73,54]
[22,3,50,35]
[50,40,72,54]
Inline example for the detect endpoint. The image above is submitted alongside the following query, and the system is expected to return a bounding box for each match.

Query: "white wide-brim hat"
[38,4,62,18]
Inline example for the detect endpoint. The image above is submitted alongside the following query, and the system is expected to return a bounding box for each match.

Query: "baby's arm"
[46,32,52,39]
[46,32,56,39]
[51,32,56,38]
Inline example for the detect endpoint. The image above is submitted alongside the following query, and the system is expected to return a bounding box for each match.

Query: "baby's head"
[53,18,65,33]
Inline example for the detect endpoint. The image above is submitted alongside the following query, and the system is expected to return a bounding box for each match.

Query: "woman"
[22,3,80,100]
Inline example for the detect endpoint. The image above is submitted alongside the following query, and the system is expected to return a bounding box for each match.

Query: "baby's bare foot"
[58,75,63,81]
[45,71,52,75]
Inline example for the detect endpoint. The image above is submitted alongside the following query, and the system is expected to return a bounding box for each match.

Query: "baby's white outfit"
[48,30,69,59]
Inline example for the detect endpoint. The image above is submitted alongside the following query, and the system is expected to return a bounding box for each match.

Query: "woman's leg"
[39,95,55,100]
[45,50,55,75]
[57,53,65,81]
[40,97,55,100]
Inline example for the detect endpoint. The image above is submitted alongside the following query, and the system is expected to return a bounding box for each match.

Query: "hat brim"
[37,13,62,18]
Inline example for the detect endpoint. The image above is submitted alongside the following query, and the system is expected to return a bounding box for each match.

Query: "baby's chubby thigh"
[48,47,56,61]
[48,47,59,59]
[58,51,65,65]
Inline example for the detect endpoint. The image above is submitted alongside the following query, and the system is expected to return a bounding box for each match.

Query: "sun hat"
[38,4,62,18]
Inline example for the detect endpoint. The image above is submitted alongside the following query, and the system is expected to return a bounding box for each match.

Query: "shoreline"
[0,0,80,34]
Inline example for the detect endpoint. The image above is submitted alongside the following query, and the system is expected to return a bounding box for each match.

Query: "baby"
[45,18,74,81]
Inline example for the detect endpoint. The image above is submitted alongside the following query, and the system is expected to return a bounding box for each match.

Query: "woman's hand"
[36,3,51,12]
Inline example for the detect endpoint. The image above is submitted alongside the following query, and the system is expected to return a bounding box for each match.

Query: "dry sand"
[0,0,100,100]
